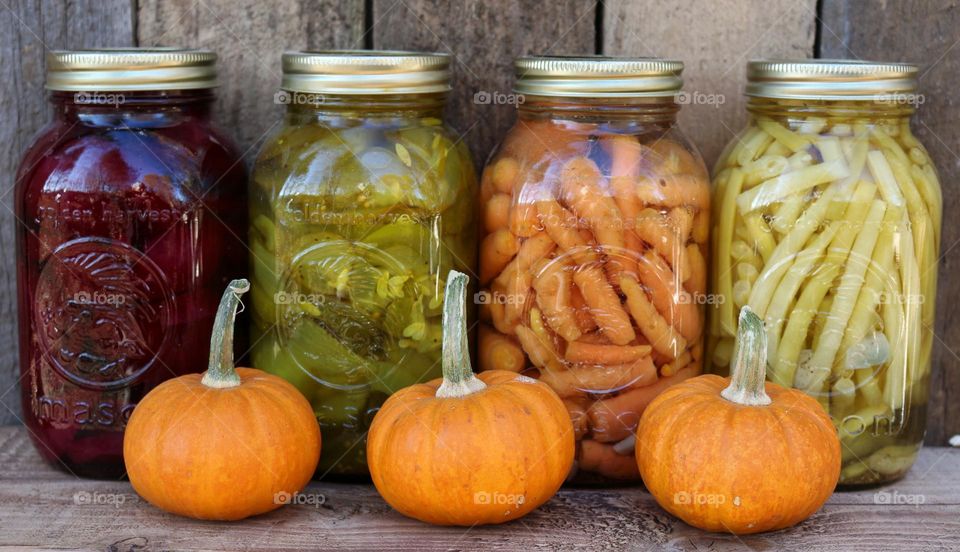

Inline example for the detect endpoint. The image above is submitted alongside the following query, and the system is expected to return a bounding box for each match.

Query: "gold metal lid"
[281,50,451,95]
[46,48,218,91]
[514,56,683,98]
[746,59,919,100]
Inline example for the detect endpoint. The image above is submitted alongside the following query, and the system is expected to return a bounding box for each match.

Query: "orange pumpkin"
[636,307,840,534]
[124,279,321,521]
[368,270,574,526]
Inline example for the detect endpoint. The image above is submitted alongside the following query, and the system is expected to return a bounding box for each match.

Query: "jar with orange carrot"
[477,56,710,484]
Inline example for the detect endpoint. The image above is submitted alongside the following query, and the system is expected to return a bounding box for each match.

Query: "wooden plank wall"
[1,0,958,444]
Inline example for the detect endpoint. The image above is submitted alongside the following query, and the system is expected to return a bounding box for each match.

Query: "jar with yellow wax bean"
[249,51,477,478]
[708,60,942,485]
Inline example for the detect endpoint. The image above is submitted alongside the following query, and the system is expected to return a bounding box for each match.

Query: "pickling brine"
[250,51,476,477]
[708,60,940,485]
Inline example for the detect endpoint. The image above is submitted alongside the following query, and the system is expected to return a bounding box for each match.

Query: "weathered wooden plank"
[820,0,960,446]
[0,0,136,426]
[371,0,596,165]
[137,0,365,153]
[0,428,957,551]
[603,0,818,167]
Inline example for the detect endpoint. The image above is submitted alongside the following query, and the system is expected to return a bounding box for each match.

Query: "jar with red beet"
[14,49,248,478]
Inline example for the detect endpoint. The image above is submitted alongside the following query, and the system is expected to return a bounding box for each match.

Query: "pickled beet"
[16,90,247,478]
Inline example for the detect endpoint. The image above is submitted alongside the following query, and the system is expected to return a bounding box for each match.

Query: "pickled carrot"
[509,201,541,238]
[636,174,709,210]
[491,157,520,194]
[532,258,582,342]
[572,263,636,346]
[479,229,519,285]
[620,274,686,359]
[494,232,555,328]
[569,285,599,333]
[587,365,697,443]
[539,356,656,398]
[478,324,526,373]
[648,139,708,180]
[579,439,641,480]
[559,157,635,278]
[635,249,701,342]
[484,193,511,232]
[536,199,600,265]
[564,341,653,365]
[634,208,691,282]
[564,398,590,440]
[515,324,563,371]
[685,242,707,298]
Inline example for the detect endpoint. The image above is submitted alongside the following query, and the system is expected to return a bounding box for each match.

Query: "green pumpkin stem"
[435,270,486,399]
[201,278,250,389]
[720,306,772,406]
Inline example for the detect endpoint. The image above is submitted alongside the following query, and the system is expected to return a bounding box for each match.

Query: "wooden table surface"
[1,427,957,551]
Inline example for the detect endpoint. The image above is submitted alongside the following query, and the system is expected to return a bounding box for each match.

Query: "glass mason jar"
[707,60,941,485]
[250,51,477,478]
[15,49,248,478]
[477,56,710,484]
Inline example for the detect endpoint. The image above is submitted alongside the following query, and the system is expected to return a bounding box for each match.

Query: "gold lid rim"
[746,59,919,100]
[45,48,218,91]
[514,55,684,97]
[281,50,451,95]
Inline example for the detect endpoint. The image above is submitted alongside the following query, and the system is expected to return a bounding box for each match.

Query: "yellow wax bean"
[811,199,886,376]
[737,160,849,213]
[764,223,838,361]
[771,263,840,388]
[716,169,744,335]
[748,185,838,317]
[758,118,813,152]
[742,212,776,263]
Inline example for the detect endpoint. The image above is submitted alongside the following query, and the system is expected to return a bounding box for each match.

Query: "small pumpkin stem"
[201,278,250,389]
[721,306,772,406]
[435,270,486,399]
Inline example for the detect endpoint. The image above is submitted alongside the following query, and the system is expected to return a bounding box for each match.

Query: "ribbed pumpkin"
[124,279,321,521]
[636,307,840,534]
[367,270,574,526]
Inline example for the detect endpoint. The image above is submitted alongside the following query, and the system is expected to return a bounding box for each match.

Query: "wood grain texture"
[820,0,960,446]
[137,0,365,152]
[0,0,136,426]
[0,427,957,550]
[371,0,596,165]
[603,0,818,167]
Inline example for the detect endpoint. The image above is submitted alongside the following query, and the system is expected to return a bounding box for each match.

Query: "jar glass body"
[707,97,941,485]
[249,95,477,478]
[16,90,249,478]
[477,96,710,484]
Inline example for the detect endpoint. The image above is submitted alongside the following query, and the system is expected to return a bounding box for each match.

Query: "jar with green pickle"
[708,60,941,485]
[250,51,477,478]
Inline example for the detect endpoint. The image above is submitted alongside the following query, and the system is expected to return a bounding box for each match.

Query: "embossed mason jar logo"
[34,237,175,391]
